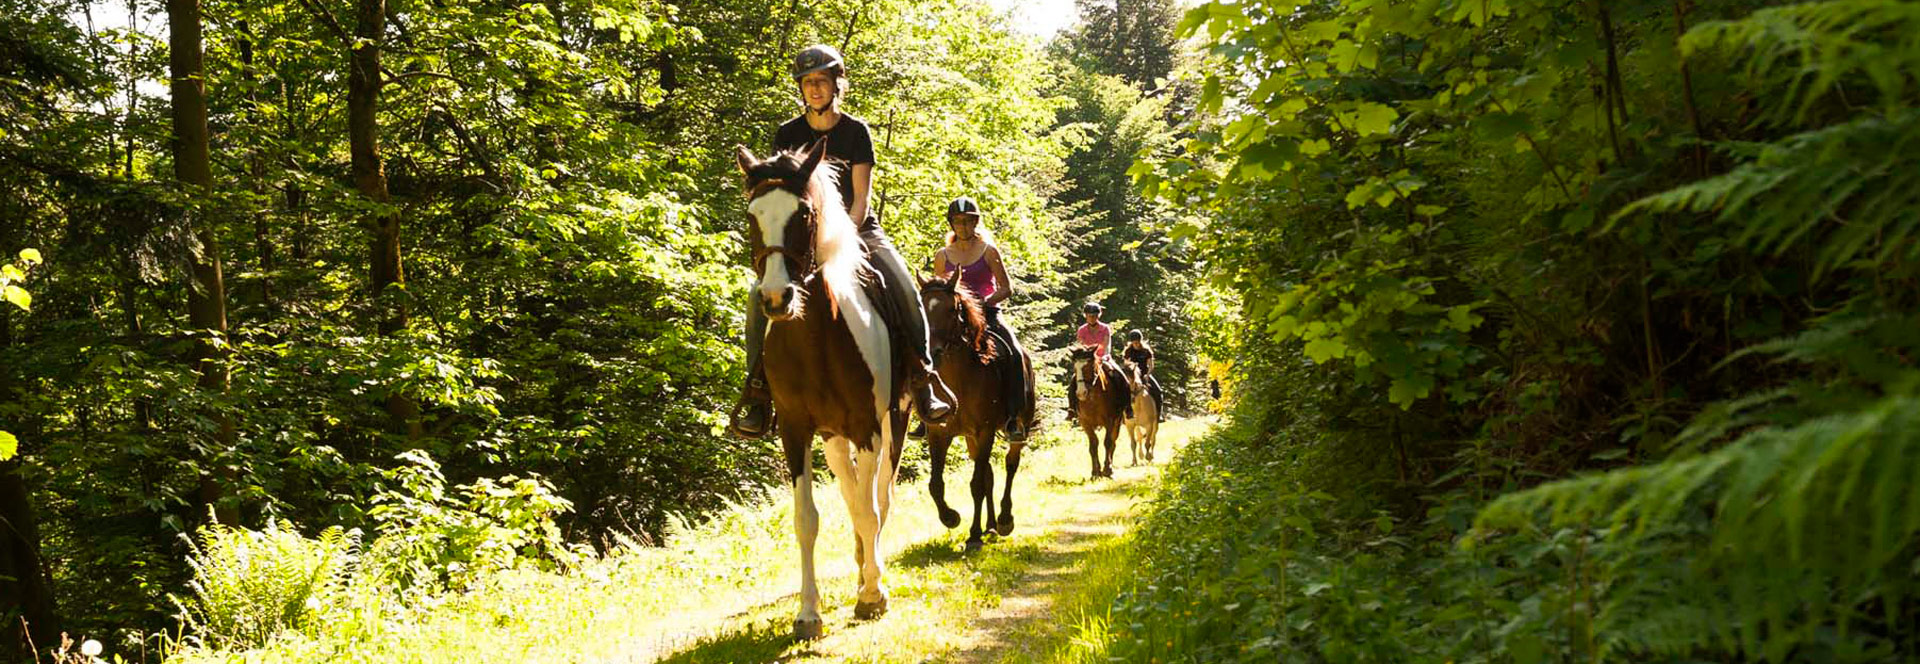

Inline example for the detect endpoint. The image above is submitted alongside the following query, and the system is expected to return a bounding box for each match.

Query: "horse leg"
[928,433,961,529]
[997,440,1023,536]
[1084,423,1102,480]
[1103,419,1120,478]
[1127,414,1140,467]
[867,423,901,618]
[965,434,992,552]
[782,426,823,640]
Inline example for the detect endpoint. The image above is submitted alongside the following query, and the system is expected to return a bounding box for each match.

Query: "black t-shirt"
[1124,345,1154,368]
[773,113,875,215]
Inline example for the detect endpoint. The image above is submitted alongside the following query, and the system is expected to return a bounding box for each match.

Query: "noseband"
[746,178,818,279]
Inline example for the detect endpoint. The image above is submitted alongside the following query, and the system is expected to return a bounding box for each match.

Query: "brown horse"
[736,141,911,640]
[1123,360,1160,465]
[918,272,1036,551]
[1070,346,1126,479]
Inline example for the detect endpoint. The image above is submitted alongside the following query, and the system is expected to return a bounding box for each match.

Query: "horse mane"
[953,281,997,365]
[802,158,866,318]
[922,277,998,364]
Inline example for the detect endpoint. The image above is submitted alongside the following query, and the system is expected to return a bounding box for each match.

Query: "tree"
[1059,0,1180,90]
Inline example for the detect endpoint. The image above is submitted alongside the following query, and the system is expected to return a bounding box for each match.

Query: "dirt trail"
[640,417,1211,664]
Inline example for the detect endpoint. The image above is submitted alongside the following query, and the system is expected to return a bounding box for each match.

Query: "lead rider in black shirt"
[730,44,957,439]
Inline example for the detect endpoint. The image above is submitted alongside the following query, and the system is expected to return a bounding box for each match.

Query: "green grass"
[165,418,1214,664]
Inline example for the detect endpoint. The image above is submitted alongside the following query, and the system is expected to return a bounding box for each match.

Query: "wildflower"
[80,640,103,657]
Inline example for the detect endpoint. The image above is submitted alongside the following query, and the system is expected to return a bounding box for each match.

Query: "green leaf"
[18,248,41,265]
[1304,337,1347,362]
[3,284,29,311]
[1446,305,1483,332]
[0,431,14,461]
[1388,374,1434,408]
[1342,102,1398,136]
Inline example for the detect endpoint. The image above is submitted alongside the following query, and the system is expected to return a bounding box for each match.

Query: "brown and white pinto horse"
[1123,361,1159,465]
[918,271,1036,552]
[1070,346,1126,479]
[736,141,910,640]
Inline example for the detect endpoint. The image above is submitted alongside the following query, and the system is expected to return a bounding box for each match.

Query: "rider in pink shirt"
[1068,302,1132,419]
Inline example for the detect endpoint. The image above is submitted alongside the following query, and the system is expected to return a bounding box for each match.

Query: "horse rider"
[1068,302,1133,420]
[1122,329,1164,421]
[931,196,1030,441]
[730,43,957,439]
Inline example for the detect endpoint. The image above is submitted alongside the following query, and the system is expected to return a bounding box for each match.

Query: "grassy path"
[168,418,1209,664]
[636,417,1212,664]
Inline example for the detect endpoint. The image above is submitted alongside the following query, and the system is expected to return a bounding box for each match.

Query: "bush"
[175,520,357,651]
[361,449,579,595]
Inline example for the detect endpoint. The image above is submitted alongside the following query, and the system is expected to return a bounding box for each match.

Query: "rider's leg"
[984,306,1027,439]
[858,217,954,423]
[1148,375,1164,420]
[729,293,774,439]
[1107,359,1135,419]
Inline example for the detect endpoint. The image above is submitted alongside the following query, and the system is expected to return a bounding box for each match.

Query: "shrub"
[174,520,357,651]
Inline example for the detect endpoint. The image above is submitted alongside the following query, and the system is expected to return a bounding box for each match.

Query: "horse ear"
[914,271,927,289]
[799,137,828,177]
[734,145,756,174]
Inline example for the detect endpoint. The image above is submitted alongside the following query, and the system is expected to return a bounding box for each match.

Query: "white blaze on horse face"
[749,189,805,302]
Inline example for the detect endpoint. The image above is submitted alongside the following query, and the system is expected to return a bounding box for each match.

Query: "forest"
[3,0,1918,661]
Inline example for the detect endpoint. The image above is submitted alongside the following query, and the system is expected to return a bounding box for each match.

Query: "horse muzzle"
[762,283,803,321]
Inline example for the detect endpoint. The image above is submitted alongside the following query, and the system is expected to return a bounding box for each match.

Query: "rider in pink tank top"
[954,255,996,301]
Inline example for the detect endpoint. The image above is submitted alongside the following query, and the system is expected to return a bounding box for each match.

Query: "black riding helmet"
[1083,302,1103,315]
[947,196,982,219]
[791,44,845,81]
[1128,329,1144,341]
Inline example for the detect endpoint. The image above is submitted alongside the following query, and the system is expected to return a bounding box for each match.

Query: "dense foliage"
[0,0,1158,655]
[1098,0,1920,661]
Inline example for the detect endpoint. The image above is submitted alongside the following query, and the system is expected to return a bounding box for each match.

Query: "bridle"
[746,178,818,280]
[922,281,975,365]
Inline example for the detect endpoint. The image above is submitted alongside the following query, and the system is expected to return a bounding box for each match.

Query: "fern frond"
[1683,0,1920,124]
[1478,391,1920,659]
[1610,110,1920,278]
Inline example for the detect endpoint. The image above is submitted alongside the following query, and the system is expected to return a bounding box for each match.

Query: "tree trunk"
[168,0,239,525]
[0,461,60,659]
[349,0,421,439]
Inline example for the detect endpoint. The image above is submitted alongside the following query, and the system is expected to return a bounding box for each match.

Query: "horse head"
[736,139,830,322]
[1069,346,1104,391]
[919,271,996,366]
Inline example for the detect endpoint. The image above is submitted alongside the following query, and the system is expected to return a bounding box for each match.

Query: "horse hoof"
[996,513,1015,536]
[793,617,824,641]
[939,507,962,529]
[964,538,984,553]
[854,597,889,620]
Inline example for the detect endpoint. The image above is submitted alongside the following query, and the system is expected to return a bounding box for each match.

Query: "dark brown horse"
[736,141,910,640]
[1070,346,1126,479]
[918,272,1036,551]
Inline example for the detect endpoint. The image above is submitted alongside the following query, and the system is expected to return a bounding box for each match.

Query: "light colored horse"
[737,141,909,640]
[1124,362,1159,465]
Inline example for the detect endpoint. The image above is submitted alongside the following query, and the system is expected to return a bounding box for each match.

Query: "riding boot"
[728,358,775,440]
[914,363,956,424]
[1066,370,1079,420]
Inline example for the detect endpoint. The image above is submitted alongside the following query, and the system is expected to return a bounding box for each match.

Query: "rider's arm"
[848,163,873,223]
[932,248,950,277]
[984,245,1012,306]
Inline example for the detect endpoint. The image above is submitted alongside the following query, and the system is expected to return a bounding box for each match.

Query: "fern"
[174,520,359,650]
[1682,0,1920,124]
[1611,110,1920,278]
[1479,387,1920,660]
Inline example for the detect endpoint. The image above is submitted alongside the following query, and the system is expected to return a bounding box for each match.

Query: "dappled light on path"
[641,417,1212,663]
